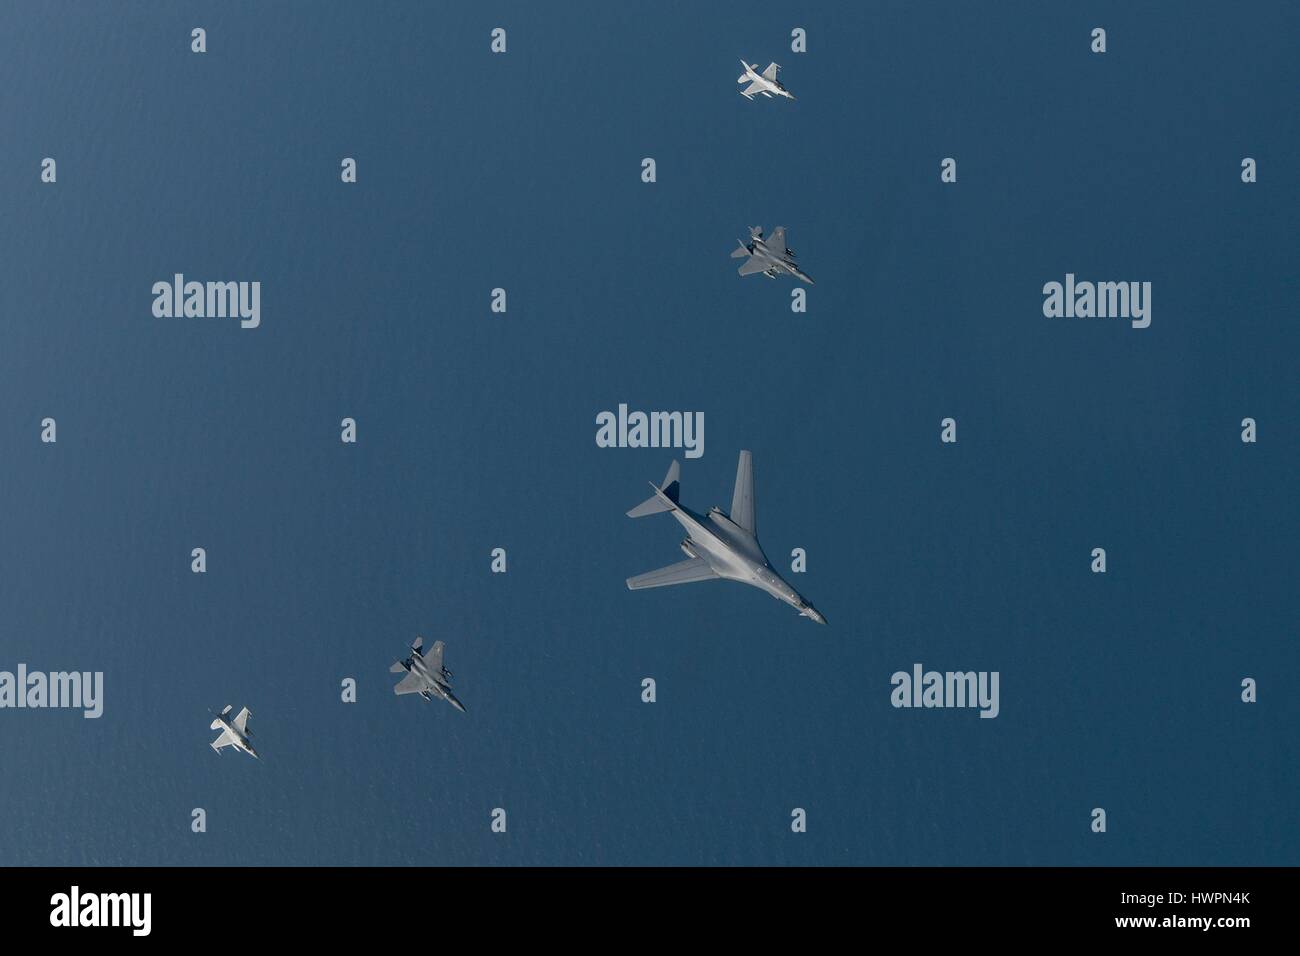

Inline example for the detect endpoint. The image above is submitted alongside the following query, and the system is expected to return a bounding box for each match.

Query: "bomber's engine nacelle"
[680,539,699,559]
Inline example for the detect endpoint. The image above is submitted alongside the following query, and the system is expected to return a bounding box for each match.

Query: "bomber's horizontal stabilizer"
[626,461,681,517]
[627,493,672,517]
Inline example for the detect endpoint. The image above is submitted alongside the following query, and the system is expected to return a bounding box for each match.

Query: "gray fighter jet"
[731,226,814,285]
[737,60,795,100]
[391,637,466,713]
[626,451,827,624]
[209,704,258,758]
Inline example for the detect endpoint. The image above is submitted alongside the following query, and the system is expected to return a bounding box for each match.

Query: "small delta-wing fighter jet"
[391,637,466,713]
[731,226,815,285]
[737,60,795,100]
[625,450,826,624]
[209,704,258,758]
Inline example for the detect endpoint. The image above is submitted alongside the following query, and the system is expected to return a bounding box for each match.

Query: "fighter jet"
[731,226,815,285]
[391,637,466,713]
[209,704,258,758]
[737,60,795,100]
[625,450,826,624]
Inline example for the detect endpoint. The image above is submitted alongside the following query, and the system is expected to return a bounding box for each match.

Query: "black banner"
[0,867,1274,941]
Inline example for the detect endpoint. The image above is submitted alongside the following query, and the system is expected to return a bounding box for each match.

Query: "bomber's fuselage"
[668,503,822,621]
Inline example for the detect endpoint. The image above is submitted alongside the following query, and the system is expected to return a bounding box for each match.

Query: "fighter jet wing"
[765,227,787,257]
[211,730,236,750]
[232,708,251,734]
[626,557,718,590]
[426,640,445,673]
[740,80,763,97]
[394,672,427,695]
[730,450,756,534]
[762,62,780,80]
[737,256,769,276]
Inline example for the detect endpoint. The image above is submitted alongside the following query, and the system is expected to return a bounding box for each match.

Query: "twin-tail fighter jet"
[391,637,466,713]
[731,226,815,285]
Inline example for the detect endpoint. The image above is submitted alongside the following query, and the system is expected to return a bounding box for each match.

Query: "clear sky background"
[0,1,1296,865]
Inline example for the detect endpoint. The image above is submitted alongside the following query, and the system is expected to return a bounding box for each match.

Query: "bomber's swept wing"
[762,62,780,81]
[626,557,718,590]
[394,672,426,696]
[730,450,756,534]
[232,708,251,734]
[765,227,787,257]
[738,256,769,276]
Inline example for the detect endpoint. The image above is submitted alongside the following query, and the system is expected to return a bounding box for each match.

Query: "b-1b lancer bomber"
[391,637,466,713]
[737,60,795,100]
[626,451,826,624]
[731,226,814,285]
[209,704,258,758]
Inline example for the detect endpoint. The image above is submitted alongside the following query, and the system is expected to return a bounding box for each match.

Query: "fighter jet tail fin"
[626,461,680,517]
